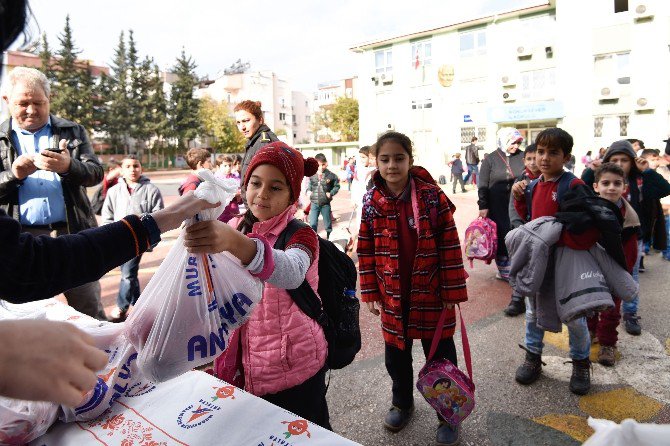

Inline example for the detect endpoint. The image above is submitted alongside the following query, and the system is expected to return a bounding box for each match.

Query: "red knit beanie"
[243,141,319,203]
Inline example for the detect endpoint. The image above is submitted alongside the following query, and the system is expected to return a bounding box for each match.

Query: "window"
[305,100,309,107]
[280,98,285,107]
[292,115,297,124]
[411,39,432,68]
[305,115,311,123]
[619,115,629,136]
[411,97,432,110]
[461,127,476,144]
[594,117,604,137]
[279,113,286,121]
[594,52,630,84]
[293,133,297,138]
[375,48,393,73]
[477,128,487,143]
[614,0,628,13]
[520,68,556,100]
[460,29,487,57]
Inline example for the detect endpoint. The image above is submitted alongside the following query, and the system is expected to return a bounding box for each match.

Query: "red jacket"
[357,167,468,349]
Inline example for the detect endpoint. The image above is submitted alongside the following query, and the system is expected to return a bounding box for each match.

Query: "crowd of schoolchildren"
[94,115,669,446]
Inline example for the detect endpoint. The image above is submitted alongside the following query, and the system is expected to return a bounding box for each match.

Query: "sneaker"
[568,358,591,395]
[515,345,544,385]
[109,307,127,323]
[504,299,525,317]
[383,404,414,432]
[638,257,645,273]
[597,345,616,367]
[624,313,642,336]
[436,422,460,446]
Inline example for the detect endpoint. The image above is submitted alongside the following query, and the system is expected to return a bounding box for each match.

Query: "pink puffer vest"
[214,205,327,396]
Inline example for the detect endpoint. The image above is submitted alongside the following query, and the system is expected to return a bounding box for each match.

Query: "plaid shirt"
[357,166,468,349]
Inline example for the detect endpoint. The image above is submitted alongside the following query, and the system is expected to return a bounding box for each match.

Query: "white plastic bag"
[583,417,670,446]
[0,398,57,445]
[125,170,264,382]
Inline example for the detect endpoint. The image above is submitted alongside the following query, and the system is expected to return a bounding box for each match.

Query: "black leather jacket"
[240,124,279,205]
[0,115,103,234]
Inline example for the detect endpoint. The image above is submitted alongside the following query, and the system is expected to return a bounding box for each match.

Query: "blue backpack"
[524,171,577,221]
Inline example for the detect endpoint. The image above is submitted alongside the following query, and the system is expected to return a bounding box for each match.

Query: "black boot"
[504,297,525,317]
[569,358,591,395]
[515,345,544,385]
[623,313,642,335]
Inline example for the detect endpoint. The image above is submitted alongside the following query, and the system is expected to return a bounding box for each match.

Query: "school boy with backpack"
[511,128,598,395]
[504,144,541,316]
[581,140,670,335]
[307,153,340,240]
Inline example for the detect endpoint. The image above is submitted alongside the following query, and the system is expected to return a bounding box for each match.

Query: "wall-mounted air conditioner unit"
[631,2,654,21]
[379,72,394,84]
[516,45,532,58]
[501,74,517,87]
[502,91,517,102]
[598,85,620,101]
[634,96,654,111]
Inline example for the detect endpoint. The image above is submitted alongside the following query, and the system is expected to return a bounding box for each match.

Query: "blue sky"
[20,0,528,91]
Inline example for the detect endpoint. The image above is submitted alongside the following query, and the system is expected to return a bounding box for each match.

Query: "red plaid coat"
[357,167,468,349]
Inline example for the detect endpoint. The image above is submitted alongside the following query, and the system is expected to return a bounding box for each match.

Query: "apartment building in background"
[351,0,668,179]
[313,77,358,143]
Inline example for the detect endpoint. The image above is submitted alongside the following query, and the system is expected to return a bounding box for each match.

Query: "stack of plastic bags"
[0,171,265,444]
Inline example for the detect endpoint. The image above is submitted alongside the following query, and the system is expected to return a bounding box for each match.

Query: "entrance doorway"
[504,121,559,147]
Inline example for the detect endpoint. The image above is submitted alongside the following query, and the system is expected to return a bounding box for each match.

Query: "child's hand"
[366,301,380,316]
[635,157,650,171]
[590,158,602,169]
[184,220,236,254]
[478,209,489,218]
[511,180,527,200]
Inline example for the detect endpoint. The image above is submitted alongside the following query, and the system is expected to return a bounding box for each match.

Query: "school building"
[350,0,668,179]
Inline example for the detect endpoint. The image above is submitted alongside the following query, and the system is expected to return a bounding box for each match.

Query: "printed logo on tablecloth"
[211,385,236,401]
[282,419,311,439]
[125,381,157,398]
[84,410,169,445]
[176,399,222,429]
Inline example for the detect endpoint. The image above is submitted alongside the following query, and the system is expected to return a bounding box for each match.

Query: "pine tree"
[106,31,131,154]
[38,32,55,84]
[148,65,170,167]
[51,15,85,121]
[170,50,201,149]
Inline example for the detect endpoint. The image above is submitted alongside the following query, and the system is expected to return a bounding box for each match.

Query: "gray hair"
[1,66,51,98]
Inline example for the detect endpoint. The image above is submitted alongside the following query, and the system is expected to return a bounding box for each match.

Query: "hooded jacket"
[0,115,103,233]
[101,176,164,225]
[357,166,468,349]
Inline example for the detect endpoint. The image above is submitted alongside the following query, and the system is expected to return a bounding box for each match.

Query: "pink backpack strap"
[427,304,473,381]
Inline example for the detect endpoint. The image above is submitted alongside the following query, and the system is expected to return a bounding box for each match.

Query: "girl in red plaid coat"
[357,132,468,444]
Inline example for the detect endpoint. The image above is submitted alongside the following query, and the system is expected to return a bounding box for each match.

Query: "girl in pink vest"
[184,142,330,429]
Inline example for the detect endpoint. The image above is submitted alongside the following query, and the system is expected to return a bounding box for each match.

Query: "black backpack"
[274,219,361,369]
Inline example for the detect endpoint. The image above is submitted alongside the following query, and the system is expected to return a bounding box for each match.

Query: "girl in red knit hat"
[183,142,332,429]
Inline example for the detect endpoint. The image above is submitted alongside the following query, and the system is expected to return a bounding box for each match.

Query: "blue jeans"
[309,203,332,239]
[463,163,479,184]
[524,297,591,360]
[118,255,142,311]
[622,239,644,315]
[663,215,670,260]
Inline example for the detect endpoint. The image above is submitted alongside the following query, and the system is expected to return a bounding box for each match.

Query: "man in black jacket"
[462,136,483,186]
[307,153,340,239]
[1,67,106,319]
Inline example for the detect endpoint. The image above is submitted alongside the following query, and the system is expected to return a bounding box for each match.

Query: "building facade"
[313,77,358,143]
[351,0,668,178]
[197,69,296,144]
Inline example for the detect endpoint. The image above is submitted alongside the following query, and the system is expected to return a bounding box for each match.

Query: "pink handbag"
[416,305,475,426]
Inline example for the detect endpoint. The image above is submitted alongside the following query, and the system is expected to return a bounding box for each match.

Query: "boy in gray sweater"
[102,155,164,321]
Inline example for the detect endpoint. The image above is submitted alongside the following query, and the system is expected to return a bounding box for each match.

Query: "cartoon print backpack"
[275,219,361,369]
[416,305,475,427]
[463,217,498,267]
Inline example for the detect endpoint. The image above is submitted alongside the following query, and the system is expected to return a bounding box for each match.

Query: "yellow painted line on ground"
[544,326,570,352]
[533,414,593,443]
[666,339,670,356]
[579,387,663,423]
